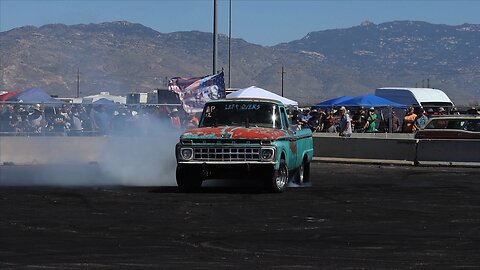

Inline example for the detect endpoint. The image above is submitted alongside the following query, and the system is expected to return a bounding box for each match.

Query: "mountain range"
[1,20,479,105]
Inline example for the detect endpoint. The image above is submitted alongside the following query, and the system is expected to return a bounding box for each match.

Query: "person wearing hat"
[338,106,352,137]
[426,108,434,117]
[28,104,46,133]
[306,109,322,132]
[438,107,446,115]
[364,107,377,133]
[451,107,460,115]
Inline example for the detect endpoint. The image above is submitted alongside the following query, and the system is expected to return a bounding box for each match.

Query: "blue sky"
[1,0,480,46]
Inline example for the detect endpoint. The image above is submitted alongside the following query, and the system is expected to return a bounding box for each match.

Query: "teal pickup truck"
[175,98,314,192]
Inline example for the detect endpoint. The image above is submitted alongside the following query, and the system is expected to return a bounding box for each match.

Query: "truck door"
[280,107,299,169]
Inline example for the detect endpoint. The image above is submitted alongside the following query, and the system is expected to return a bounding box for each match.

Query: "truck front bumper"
[176,162,275,180]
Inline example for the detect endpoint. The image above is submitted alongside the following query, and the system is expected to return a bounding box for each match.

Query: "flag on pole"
[168,72,225,113]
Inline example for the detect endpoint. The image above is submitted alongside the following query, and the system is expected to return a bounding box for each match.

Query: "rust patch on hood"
[182,127,287,140]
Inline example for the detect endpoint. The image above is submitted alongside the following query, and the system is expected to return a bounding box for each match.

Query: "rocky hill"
[1,20,479,105]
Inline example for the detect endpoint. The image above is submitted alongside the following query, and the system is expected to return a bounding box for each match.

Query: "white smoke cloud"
[0,109,182,187]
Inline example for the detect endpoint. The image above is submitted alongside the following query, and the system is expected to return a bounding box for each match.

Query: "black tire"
[266,159,288,193]
[297,158,311,185]
[176,165,202,192]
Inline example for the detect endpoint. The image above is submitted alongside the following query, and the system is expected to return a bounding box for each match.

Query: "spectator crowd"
[0,103,199,136]
[290,105,480,136]
[1,102,479,136]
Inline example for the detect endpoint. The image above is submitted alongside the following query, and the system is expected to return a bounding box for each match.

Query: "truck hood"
[181,126,288,140]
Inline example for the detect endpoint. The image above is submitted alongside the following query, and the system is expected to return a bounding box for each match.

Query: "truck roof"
[376,87,453,104]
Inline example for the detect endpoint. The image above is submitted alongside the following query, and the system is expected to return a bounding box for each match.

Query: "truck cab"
[175,98,314,192]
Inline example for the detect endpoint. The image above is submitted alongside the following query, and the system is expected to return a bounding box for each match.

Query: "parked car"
[414,115,480,139]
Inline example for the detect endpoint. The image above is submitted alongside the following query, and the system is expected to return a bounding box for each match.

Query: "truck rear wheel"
[266,159,288,193]
[176,165,203,192]
[296,158,310,185]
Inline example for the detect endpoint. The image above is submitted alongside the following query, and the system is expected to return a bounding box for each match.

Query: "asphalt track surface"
[1,163,480,269]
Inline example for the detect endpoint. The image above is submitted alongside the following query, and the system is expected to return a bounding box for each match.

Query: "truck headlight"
[180,148,193,161]
[260,148,274,161]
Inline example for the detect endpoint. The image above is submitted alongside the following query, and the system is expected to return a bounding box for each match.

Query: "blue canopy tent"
[311,95,353,110]
[338,94,407,133]
[338,94,407,108]
[7,88,65,105]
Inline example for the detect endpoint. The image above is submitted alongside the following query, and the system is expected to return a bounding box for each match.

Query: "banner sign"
[168,72,225,113]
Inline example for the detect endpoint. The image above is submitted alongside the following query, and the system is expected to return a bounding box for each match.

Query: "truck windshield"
[200,101,282,129]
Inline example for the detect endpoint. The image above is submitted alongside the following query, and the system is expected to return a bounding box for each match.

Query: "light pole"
[76,67,80,98]
[281,66,285,97]
[213,0,218,75]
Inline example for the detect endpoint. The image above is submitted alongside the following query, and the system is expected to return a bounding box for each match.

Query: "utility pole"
[228,0,232,88]
[212,0,218,75]
[280,66,285,97]
[76,67,80,98]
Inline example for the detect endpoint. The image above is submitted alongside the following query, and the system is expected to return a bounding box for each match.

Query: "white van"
[375,87,455,114]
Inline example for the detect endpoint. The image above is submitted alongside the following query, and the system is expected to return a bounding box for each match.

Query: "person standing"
[51,108,68,135]
[338,106,352,137]
[352,107,367,133]
[403,107,417,133]
[0,105,20,133]
[322,109,336,133]
[388,111,401,133]
[169,108,182,129]
[364,107,378,133]
[92,105,111,135]
[69,106,83,135]
[415,108,429,130]
[307,109,322,132]
[28,104,46,134]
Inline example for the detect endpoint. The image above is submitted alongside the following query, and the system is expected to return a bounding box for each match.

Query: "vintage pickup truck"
[175,98,314,192]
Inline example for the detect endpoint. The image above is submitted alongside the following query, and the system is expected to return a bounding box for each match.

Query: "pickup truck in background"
[175,98,314,192]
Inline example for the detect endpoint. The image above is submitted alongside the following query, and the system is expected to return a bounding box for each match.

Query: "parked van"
[375,87,455,114]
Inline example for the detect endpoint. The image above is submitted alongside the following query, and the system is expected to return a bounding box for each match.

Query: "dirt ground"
[1,163,480,269]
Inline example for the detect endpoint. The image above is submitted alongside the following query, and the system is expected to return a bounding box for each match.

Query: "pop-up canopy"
[6,88,64,104]
[312,95,353,109]
[226,86,298,106]
[339,94,407,108]
[0,90,22,101]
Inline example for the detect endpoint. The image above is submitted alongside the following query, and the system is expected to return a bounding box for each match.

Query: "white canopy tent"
[226,86,298,106]
[82,91,126,104]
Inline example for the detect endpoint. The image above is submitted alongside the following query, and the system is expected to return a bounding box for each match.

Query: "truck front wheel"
[266,159,288,193]
[176,165,203,192]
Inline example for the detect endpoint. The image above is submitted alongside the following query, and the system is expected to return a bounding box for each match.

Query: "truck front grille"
[193,147,261,161]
